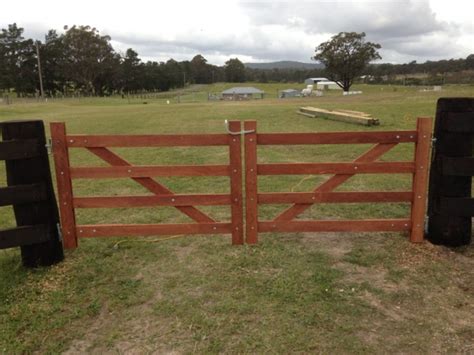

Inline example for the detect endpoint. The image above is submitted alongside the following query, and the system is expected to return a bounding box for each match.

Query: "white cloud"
[1,0,473,64]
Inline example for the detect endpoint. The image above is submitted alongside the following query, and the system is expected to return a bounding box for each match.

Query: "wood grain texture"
[51,122,78,249]
[258,162,414,175]
[410,117,433,242]
[77,223,232,237]
[228,121,244,245]
[67,134,229,147]
[259,219,411,233]
[73,194,231,208]
[258,191,413,204]
[257,131,417,145]
[70,165,230,178]
[244,121,258,244]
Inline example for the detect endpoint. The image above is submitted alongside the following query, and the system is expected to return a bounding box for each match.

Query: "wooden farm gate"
[51,121,243,249]
[51,118,432,248]
[243,117,432,244]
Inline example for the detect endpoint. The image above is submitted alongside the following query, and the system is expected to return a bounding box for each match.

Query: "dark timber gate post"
[427,98,474,246]
[1,120,64,267]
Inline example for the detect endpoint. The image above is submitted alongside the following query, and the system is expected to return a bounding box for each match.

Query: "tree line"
[0,24,247,97]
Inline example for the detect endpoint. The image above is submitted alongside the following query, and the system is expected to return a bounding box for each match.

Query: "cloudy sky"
[1,0,473,65]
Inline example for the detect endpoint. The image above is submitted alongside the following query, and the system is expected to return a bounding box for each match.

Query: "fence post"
[244,121,258,244]
[1,120,64,267]
[427,98,474,246]
[50,122,78,249]
[228,121,244,245]
[410,117,433,242]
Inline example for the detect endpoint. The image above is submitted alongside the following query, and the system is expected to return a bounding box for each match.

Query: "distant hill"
[244,61,324,70]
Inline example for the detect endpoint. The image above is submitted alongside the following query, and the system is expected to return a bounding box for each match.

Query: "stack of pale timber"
[297,106,380,126]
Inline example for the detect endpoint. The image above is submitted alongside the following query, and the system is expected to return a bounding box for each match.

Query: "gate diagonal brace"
[87,147,216,223]
[273,143,397,222]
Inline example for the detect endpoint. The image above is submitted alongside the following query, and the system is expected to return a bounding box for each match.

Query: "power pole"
[35,41,45,98]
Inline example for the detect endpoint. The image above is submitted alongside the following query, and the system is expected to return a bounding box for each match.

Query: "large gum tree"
[313,32,381,91]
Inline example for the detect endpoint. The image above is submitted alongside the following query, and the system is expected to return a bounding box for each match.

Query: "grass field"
[1,83,473,353]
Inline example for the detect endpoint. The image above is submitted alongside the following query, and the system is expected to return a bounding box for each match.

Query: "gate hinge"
[424,215,429,234]
[45,138,53,154]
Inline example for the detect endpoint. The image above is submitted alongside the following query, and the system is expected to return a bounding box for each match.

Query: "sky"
[1,0,473,65]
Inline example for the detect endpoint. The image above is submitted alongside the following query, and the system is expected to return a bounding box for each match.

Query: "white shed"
[316,81,342,90]
[304,77,328,85]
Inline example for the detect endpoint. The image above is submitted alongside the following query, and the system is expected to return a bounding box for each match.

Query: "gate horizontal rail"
[257,131,417,145]
[73,194,231,208]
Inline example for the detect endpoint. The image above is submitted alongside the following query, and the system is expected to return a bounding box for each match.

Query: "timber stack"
[297,107,380,126]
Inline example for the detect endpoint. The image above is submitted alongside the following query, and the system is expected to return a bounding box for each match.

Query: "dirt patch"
[299,232,356,258]
[63,265,188,354]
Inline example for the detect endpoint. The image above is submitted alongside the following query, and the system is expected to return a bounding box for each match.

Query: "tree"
[190,54,212,84]
[61,25,118,95]
[466,54,474,70]
[121,48,142,93]
[224,58,245,82]
[313,32,381,91]
[41,30,67,96]
[0,23,37,96]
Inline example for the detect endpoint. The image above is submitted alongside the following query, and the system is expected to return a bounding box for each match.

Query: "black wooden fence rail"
[427,98,474,247]
[0,120,63,267]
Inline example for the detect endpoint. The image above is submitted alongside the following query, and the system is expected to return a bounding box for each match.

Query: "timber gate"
[243,117,432,244]
[0,120,63,267]
[427,98,474,246]
[51,118,432,248]
[51,121,243,249]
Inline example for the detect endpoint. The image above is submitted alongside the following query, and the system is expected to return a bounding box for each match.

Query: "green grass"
[1,83,473,353]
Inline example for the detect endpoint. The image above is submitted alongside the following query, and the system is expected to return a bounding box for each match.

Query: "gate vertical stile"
[50,122,78,249]
[228,121,244,244]
[244,121,258,244]
[410,117,433,242]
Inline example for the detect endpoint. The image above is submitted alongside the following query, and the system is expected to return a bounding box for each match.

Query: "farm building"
[279,89,300,98]
[304,77,328,85]
[221,87,265,100]
[316,81,342,90]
